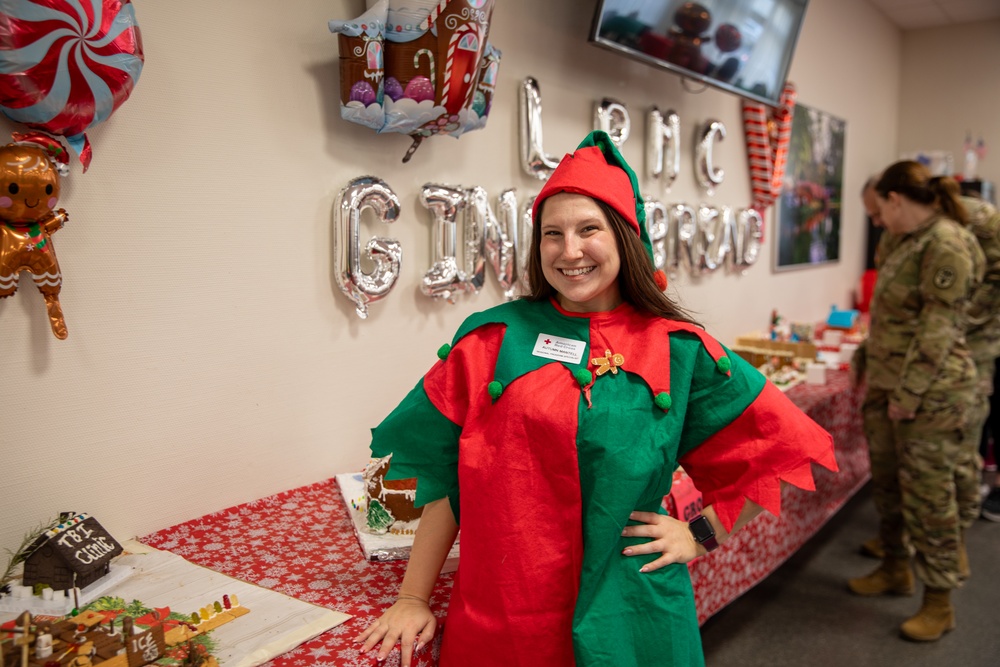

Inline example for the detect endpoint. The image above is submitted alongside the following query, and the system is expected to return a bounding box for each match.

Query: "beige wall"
[0,0,901,551]
[899,19,1000,189]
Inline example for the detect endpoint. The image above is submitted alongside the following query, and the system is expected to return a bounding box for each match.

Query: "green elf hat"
[532,130,666,289]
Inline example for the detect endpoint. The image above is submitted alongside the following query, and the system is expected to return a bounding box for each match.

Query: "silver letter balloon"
[332,176,402,319]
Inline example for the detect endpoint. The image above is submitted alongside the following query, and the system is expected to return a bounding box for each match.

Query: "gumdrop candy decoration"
[0,132,71,339]
[0,0,145,172]
[329,0,501,163]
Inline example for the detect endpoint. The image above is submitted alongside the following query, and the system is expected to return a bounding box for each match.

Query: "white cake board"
[335,472,459,571]
[0,562,134,614]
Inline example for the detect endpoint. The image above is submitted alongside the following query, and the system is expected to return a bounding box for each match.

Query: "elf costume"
[370,132,837,666]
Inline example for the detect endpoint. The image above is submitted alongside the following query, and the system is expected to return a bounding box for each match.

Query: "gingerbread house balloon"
[21,514,123,592]
[329,0,501,163]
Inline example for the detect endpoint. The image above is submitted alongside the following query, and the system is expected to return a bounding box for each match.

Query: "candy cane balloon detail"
[741,82,796,230]
[0,0,145,172]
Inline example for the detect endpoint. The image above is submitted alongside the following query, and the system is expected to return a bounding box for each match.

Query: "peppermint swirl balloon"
[0,0,144,172]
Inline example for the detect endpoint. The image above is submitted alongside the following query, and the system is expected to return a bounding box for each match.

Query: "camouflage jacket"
[961,196,1000,362]
[866,214,985,413]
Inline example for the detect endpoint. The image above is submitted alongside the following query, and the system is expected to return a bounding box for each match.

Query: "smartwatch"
[688,515,719,552]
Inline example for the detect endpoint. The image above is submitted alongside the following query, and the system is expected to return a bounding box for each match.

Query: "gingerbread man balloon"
[0,132,71,339]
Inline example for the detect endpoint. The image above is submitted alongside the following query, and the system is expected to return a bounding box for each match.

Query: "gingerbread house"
[21,514,123,592]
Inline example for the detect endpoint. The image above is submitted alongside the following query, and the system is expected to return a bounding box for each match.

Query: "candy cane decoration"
[419,0,451,31]
[414,48,436,87]
[742,82,797,229]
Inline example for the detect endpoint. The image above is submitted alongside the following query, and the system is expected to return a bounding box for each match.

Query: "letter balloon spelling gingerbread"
[0,132,71,339]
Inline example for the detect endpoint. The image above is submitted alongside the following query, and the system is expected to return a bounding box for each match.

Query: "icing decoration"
[591,349,625,377]
[654,392,672,411]
[366,499,394,533]
[437,343,452,360]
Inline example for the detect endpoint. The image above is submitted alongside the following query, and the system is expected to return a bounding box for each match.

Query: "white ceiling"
[866,0,1000,30]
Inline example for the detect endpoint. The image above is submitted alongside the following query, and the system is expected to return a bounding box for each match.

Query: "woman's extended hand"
[620,510,700,572]
[354,595,436,666]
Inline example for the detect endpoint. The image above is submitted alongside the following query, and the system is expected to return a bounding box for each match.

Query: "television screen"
[589,0,809,107]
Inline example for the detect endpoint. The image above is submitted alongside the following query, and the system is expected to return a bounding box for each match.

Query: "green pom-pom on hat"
[574,368,592,387]
[654,392,672,411]
[487,380,503,399]
[716,356,731,373]
[437,343,451,360]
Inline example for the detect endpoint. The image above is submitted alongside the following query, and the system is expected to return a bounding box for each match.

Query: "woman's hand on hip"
[620,510,700,572]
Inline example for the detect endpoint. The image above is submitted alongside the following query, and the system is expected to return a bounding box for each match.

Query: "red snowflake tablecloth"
[139,370,868,665]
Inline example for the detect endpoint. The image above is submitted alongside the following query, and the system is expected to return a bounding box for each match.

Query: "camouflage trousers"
[956,357,995,527]
[863,387,978,590]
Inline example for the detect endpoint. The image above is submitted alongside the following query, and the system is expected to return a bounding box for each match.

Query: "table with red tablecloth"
[139,369,869,667]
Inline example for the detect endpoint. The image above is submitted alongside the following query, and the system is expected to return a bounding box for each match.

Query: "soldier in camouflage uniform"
[847,162,984,643]
[956,196,1000,525]
[855,189,999,559]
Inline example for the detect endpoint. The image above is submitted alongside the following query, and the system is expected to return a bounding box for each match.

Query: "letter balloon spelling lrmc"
[593,98,631,148]
[518,77,560,181]
[333,176,402,319]
[695,119,726,195]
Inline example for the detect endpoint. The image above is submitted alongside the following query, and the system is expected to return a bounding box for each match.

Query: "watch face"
[689,516,715,542]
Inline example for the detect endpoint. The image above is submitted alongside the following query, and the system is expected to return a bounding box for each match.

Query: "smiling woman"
[354,130,837,667]
[537,193,622,313]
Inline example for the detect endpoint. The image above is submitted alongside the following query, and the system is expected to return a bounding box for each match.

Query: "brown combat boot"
[859,536,885,559]
[847,557,915,596]
[900,588,955,641]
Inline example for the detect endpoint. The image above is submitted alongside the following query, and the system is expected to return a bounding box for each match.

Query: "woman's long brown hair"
[875,160,968,225]
[523,197,700,326]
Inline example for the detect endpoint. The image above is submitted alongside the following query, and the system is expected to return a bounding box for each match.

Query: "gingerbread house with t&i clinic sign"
[20,513,123,592]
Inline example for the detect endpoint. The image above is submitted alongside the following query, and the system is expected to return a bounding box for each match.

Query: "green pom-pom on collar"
[437,343,451,360]
[487,380,503,400]
[716,356,731,373]
[573,368,592,387]
[654,392,672,411]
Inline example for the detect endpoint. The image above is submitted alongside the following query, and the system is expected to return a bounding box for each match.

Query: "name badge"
[532,333,586,364]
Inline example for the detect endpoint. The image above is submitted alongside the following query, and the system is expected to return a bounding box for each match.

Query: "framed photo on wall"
[774,103,847,271]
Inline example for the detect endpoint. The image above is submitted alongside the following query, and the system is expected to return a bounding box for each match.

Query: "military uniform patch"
[933,266,956,289]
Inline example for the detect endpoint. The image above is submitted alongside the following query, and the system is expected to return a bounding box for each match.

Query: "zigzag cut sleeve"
[676,337,837,532]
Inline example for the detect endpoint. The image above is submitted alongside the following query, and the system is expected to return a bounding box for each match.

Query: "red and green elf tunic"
[372,298,837,667]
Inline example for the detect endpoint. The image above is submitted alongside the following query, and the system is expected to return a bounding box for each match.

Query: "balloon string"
[402,136,424,163]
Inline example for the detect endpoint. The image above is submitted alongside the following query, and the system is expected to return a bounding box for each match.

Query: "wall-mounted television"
[589,0,809,107]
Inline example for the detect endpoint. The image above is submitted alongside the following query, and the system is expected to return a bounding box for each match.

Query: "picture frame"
[774,103,846,271]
